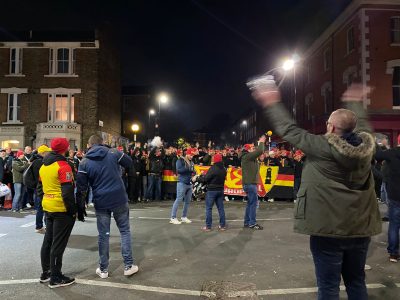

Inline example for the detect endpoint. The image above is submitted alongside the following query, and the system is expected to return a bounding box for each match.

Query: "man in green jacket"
[252,82,381,300]
[240,136,266,230]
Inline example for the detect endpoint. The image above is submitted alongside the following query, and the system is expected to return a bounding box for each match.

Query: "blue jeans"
[12,183,25,211]
[381,182,389,218]
[205,190,226,229]
[243,184,258,226]
[146,174,162,200]
[171,182,192,219]
[35,195,45,230]
[310,236,370,300]
[95,202,134,271]
[388,201,400,256]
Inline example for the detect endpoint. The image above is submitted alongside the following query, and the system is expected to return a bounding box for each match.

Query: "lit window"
[347,27,355,54]
[391,17,400,44]
[9,48,23,74]
[393,66,400,107]
[49,48,75,74]
[47,94,75,122]
[7,94,21,122]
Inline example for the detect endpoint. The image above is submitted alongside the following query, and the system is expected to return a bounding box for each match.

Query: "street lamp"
[282,54,300,120]
[131,123,139,142]
[156,92,169,135]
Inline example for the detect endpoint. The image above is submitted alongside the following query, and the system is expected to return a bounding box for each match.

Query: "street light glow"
[232,131,236,135]
[131,124,139,132]
[158,93,169,104]
[149,109,155,115]
[282,59,295,71]
[242,120,247,126]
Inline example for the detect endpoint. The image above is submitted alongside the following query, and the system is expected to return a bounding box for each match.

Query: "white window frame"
[0,87,27,124]
[49,48,75,75]
[393,66,400,108]
[391,16,400,45]
[385,59,400,109]
[305,93,313,121]
[343,66,358,88]
[347,27,355,54]
[321,82,332,114]
[9,48,23,75]
[41,88,81,122]
[7,94,21,123]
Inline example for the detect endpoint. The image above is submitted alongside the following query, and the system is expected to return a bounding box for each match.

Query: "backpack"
[23,163,37,189]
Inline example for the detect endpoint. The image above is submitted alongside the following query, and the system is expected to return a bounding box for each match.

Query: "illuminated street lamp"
[156,92,169,135]
[282,54,300,119]
[131,123,139,142]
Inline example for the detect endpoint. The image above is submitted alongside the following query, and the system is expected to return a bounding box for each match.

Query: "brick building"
[294,0,400,145]
[0,29,122,150]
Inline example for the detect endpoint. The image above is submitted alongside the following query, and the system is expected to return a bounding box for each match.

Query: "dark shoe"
[389,254,399,263]
[39,271,51,283]
[48,275,75,288]
[382,217,389,222]
[249,224,263,230]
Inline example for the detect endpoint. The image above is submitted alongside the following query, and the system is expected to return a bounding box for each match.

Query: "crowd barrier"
[162,165,294,198]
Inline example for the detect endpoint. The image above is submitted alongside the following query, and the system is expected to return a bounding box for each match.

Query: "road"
[0,201,398,299]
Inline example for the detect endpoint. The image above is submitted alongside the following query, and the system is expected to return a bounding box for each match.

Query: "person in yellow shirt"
[38,138,85,288]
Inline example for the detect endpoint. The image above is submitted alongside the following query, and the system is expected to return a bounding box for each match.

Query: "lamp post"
[131,123,139,142]
[241,120,247,143]
[156,93,169,135]
[282,54,300,120]
[148,109,155,137]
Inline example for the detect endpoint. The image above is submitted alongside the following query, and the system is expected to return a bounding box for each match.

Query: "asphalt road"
[0,201,398,299]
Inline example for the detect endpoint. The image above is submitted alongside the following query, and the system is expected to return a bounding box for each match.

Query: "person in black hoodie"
[196,153,227,231]
[145,147,164,201]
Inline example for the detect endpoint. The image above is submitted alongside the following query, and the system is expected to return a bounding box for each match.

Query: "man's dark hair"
[88,135,103,147]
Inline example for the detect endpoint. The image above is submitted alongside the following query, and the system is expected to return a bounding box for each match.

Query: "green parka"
[240,142,265,185]
[265,102,381,238]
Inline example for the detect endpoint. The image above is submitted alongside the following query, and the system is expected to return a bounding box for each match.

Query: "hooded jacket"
[176,157,194,185]
[197,161,227,191]
[39,152,75,214]
[76,144,133,210]
[12,157,29,183]
[265,102,381,238]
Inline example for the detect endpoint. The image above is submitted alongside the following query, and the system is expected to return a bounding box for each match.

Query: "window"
[47,94,75,122]
[391,17,400,44]
[393,66,400,107]
[49,48,75,74]
[324,49,331,71]
[9,48,23,74]
[7,94,21,122]
[347,27,355,54]
[323,87,332,114]
[305,94,313,121]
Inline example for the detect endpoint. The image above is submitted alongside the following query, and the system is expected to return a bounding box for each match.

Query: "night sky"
[2,0,351,138]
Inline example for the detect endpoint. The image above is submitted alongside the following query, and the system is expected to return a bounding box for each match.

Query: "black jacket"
[375,146,400,202]
[197,161,227,191]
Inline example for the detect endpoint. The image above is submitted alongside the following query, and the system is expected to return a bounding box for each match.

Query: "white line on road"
[0,279,394,296]
[136,216,291,222]
[20,222,36,228]
[0,234,7,238]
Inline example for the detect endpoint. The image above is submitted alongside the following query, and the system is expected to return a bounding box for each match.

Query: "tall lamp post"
[131,123,139,142]
[282,54,300,120]
[156,93,169,135]
[148,109,155,137]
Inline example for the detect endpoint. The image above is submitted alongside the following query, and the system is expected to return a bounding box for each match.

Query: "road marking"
[0,279,394,296]
[0,234,7,238]
[20,222,36,228]
[136,217,291,222]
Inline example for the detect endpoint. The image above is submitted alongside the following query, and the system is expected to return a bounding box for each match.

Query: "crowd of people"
[0,83,399,299]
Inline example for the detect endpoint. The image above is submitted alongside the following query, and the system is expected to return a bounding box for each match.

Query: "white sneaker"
[225,196,230,202]
[267,198,275,202]
[88,203,94,207]
[181,217,192,224]
[96,267,109,279]
[364,264,372,270]
[169,218,181,225]
[124,265,139,276]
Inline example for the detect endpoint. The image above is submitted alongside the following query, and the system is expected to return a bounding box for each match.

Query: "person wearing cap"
[11,150,29,212]
[240,137,266,230]
[39,138,84,288]
[375,133,400,263]
[76,135,138,279]
[31,145,52,234]
[170,148,196,225]
[252,83,381,299]
[196,153,227,231]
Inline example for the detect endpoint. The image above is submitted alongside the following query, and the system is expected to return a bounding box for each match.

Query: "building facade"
[295,0,400,145]
[0,29,121,150]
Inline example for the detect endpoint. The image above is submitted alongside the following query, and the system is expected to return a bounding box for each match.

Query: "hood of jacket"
[85,144,111,161]
[43,152,67,166]
[325,132,375,169]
